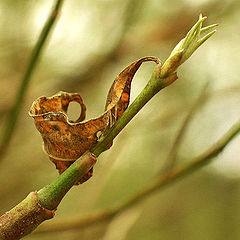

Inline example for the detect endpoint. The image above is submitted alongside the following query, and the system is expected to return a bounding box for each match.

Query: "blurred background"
[0,0,240,239]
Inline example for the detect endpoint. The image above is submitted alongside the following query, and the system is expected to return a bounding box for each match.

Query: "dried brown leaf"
[29,57,160,183]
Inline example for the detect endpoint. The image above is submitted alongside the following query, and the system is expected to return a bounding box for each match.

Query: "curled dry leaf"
[29,57,161,184]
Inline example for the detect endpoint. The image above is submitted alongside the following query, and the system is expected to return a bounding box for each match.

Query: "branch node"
[0,192,54,240]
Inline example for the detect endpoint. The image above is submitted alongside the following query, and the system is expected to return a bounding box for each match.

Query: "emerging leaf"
[160,15,217,77]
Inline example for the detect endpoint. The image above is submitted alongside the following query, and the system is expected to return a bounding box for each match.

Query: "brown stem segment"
[0,192,54,240]
[0,152,96,239]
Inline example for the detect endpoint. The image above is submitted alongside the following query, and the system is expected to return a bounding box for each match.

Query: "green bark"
[0,192,54,240]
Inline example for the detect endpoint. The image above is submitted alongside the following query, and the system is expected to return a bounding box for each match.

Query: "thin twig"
[35,118,240,234]
[161,82,209,175]
[0,0,65,159]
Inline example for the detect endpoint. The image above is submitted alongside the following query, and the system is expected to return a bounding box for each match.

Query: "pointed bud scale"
[160,15,217,78]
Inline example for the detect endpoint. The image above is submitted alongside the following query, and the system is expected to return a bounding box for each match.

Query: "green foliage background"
[0,0,240,239]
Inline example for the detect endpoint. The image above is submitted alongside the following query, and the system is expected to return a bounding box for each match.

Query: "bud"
[160,14,218,78]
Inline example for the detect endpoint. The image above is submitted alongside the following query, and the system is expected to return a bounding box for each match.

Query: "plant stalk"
[0,0,65,158]
[35,118,240,234]
[91,65,178,157]
[38,152,96,210]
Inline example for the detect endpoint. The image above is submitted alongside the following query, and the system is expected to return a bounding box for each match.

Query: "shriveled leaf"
[105,56,160,126]
[29,57,160,184]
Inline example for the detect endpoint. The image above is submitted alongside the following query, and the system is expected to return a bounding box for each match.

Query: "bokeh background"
[1,0,240,239]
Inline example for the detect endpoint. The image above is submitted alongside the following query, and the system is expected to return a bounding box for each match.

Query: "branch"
[0,152,96,239]
[91,15,217,157]
[0,0,65,159]
[161,82,209,175]
[0,15,217,239]
[35,117,240,234]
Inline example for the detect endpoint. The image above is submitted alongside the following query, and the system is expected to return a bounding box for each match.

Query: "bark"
[0,192,54,240]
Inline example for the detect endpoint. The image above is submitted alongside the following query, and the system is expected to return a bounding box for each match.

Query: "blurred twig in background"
[161,82,209,175]
[0,0,65,160]
[35,118,240,234]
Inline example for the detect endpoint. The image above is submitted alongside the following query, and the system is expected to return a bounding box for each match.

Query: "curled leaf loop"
[30,57,160,183]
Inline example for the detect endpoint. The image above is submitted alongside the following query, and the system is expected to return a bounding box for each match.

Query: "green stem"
[0,15,218,239]
[37,65,177,210]
[0,0,65,157]
[38,152,96,210]
[0,152,96,239]
[36,64,177,210]
[91,65,178,157]
[35,118,240,234]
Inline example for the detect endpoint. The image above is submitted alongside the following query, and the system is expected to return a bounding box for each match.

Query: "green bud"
[160,14,218,78]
